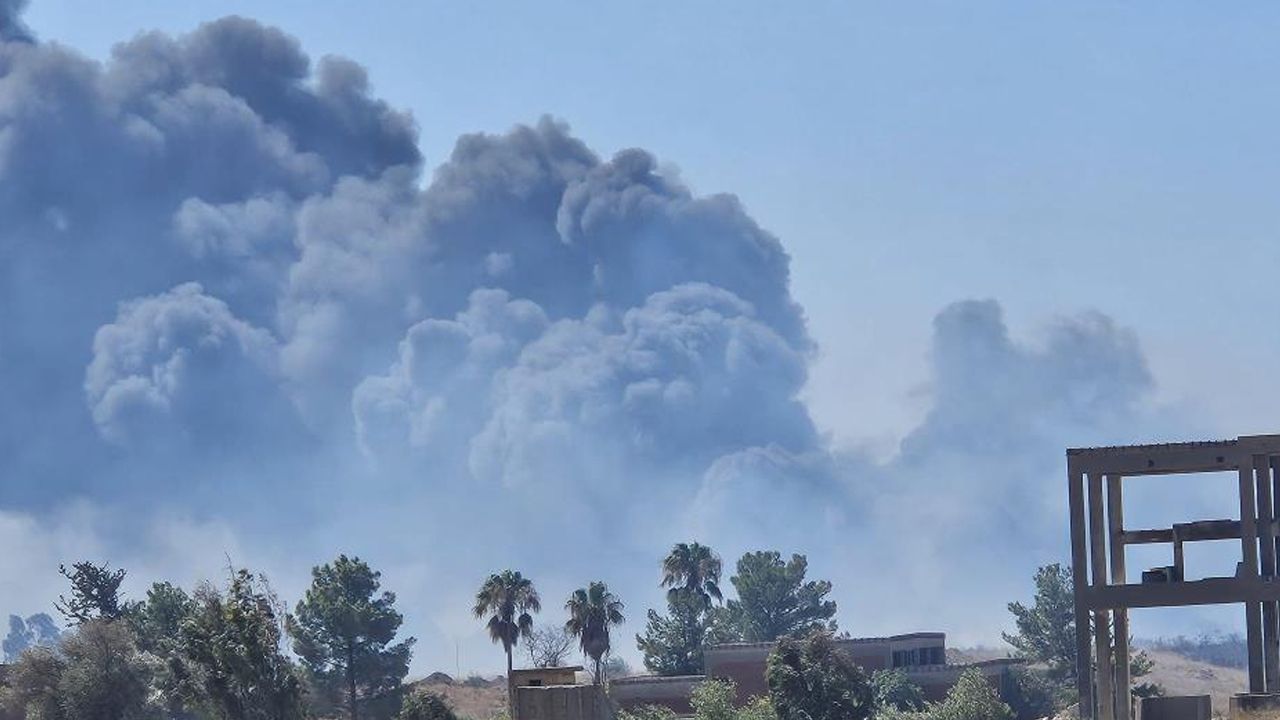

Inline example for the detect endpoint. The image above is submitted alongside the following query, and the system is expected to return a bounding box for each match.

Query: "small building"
[511,665,613,720]
[513,666,586,688]
[611,633,1024,716]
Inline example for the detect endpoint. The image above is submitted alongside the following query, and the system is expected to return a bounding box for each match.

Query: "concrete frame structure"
[1067,435,1280,720]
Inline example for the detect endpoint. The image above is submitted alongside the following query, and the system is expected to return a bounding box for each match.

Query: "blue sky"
[5,1,1279,673]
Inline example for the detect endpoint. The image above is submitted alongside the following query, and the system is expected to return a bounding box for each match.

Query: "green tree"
[564,581,625,686]
[57,620,160,720]
[55,561,131,625]
[131,582,195,654]
[1,643,67,720]
[640,543,724,676]
[473,570,541,711]
[1001,666,1058,720]
[637,592,708,676]
[291,555,415,720]
[129,582,198,718]
[871,669,926,713]
[398,689,459,720]
[1003,564,1076,684]
[713,552,837,643]
[690,677,738,720]
[1004,563,1158,702]
[181,569,307,720]
[662,543,724,609]
[930,668,1014,720]
[766,632,872,720]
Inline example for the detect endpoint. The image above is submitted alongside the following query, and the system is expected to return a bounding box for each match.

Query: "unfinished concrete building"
[1068,435,1280,720]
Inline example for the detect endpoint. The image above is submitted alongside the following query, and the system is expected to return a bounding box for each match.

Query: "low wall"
[515,684,614,720]
[610,675,703,716]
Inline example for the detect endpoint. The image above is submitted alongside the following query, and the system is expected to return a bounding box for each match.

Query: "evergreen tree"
[55,561,131,625]
[712,552,836,643]
[637,592,708,676]
[766,632,872,720]
[291,555,415,720]
[182,569,307,720]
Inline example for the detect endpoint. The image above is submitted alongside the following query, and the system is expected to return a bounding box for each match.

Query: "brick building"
[611,632,1023,715]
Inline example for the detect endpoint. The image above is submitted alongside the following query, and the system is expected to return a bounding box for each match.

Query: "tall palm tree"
[564,581,625,686]
[661,542,723,609]
[473,570,540,711]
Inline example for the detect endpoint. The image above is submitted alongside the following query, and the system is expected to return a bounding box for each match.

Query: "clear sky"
[6,1,1280,674]
[32,1,1280,449]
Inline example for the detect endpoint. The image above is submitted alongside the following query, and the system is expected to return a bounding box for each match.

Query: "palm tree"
[564,581,625,686]
[473,570,541,711]
[661,542,723,609]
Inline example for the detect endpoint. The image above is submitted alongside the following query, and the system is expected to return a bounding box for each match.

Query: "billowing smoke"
[0,2,1212,672]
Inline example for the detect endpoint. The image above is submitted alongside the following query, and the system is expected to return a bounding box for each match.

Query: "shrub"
[691,678,738,720]
[930,668,1014,720]
[767,632,873,720]
[400,689,459,720]
[619,705,679,720]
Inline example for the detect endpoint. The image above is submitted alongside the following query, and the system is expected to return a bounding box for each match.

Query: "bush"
[930,668,1014,720]
[872,669,926,713]
[738,696,778,720]
[691,678,739,720]
[400,689,459,720]
[1002,666,1059,720]
[619,705,679,720]
[767,632,873,720]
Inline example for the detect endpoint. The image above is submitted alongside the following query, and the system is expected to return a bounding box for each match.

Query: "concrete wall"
[514,667,583,687]
[515,684,614,720]
[611,650,1025,714]
[610,675,702,716]
[1230,693,1280,720]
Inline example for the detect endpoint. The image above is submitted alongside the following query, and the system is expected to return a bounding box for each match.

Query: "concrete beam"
[1083,577,1280,610]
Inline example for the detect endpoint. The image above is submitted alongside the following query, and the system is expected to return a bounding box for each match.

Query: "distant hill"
[406,674,507,720]
[1139,634,1247,670]
[953,643,1247,718]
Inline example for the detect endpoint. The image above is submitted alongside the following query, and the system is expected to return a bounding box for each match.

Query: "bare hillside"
[1142,649,1246,718]
[406,676,508,720]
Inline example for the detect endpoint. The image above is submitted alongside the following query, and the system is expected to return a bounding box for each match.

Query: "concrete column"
[1107,474,1131,720]
[1258,456,1280,690]
[1090,473,1115,720]
[1241,456,1265,693]
[1069,463,1095,720]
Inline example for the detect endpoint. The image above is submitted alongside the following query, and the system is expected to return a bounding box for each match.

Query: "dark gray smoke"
[0,0,31,43]
[0,8,1208,670]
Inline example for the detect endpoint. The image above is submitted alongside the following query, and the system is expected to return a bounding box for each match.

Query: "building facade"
[611,632,1023,715]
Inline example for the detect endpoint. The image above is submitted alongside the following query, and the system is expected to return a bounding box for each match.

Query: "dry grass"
[1141,648,1246,718]
[406,676,508,720]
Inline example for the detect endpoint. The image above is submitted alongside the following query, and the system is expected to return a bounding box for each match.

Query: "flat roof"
[706,632,946,652]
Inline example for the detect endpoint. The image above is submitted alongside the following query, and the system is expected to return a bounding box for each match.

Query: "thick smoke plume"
[0,3,1211,671]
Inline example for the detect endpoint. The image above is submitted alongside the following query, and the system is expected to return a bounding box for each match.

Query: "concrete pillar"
[1069,464,1095,720]
[1257,457,1280,691]
[1108,474,1131,720]
[1090,473,1115,720]
[1242,457,1265,693]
